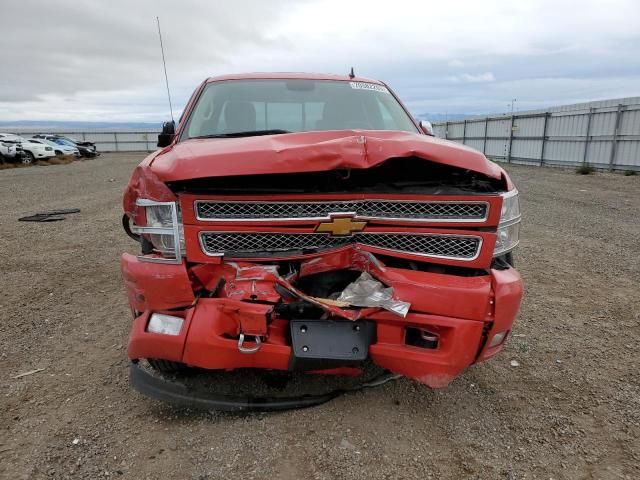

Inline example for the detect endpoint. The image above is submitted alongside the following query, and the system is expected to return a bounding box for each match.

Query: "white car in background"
[0,133,56,163]
[0,140,26,163]
[27,138,80,157]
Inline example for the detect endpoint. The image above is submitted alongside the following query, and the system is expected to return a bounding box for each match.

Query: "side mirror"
[157,120,176,148]
[419,120,435,136]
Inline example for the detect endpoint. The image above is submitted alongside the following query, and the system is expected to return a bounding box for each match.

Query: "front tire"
[22,152,35,164]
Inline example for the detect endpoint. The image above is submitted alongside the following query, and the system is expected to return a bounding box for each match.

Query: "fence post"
[582,107,593,165]
[114,132,119,153]
[608,104,623,171]
[462,119,467,145]
[507,115,515,163]
[482,119,488,154]
[444,121,449,140]
[540,112,550,166]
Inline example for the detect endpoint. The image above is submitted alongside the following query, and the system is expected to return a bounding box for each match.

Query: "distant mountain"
[1,115,473,131]
[415,113,471,122]
[0,120,161,131]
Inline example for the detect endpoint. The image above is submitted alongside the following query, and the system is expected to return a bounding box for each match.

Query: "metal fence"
[12,130,160,152]
[11,96,640,170]
[432,97,640,172]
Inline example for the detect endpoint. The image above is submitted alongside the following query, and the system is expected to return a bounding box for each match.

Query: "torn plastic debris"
[18,208,80,222]
[337,272,410,317]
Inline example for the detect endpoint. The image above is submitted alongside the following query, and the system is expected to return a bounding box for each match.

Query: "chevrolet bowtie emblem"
[316,216,367,236]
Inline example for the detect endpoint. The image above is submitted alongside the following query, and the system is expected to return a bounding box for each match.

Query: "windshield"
[181,79,419,140]
[38,139,58,147]
[2,135,25,142]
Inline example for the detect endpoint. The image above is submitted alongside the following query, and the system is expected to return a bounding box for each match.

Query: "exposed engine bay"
[166,156,507,195]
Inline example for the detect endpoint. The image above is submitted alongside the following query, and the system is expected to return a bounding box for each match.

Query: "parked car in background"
[33,134,98,158]
[0,133,55,163]
[27,138,80,157]
[0,139,27,164]
[57,135,99,156]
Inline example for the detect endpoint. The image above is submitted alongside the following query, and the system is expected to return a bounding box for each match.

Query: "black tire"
[54,150,62,155]
[505,251,515,267]
[147,359,188,373]
[22,152,35,164]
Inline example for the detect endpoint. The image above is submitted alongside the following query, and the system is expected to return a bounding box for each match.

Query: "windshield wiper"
[191,129,291,139]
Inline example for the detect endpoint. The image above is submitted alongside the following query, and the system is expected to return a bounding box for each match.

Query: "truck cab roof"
[206,72,385,85]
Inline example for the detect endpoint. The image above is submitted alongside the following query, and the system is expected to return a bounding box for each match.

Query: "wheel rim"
[22,153,34,164]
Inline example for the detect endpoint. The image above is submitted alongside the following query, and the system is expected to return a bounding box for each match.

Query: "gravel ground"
[1,153,638,480]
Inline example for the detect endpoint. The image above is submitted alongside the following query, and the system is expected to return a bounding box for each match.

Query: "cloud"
[0,0,639,120]
[449,72,496,83]
[0,0,308,103]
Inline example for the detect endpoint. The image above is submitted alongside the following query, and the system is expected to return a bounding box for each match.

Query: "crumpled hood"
[149,130,503,181]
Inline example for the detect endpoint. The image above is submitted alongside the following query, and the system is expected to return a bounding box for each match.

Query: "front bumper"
[122,253,523,389]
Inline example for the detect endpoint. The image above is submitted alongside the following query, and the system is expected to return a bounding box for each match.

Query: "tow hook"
[237,333,262,354]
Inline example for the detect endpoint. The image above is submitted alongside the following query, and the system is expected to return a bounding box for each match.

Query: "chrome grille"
[200,232,350,254]
[196,200,487,222]
[199,232,481,260]
[355,233,480,259]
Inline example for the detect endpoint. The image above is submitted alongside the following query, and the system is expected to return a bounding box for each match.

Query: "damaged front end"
[121,149,523,410]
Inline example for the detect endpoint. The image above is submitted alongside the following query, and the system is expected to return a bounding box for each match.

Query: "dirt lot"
[0,155,77,170]
[1,153,638,479]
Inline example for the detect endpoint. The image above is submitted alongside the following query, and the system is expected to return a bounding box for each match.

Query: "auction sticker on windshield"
[349,82,390,94]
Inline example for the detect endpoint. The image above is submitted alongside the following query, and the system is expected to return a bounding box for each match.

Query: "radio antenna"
[156,16,174,123]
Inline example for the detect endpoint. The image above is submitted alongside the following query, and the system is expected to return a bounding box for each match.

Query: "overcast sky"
[1,0,639,122]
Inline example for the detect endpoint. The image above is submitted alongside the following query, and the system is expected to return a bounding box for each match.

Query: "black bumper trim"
[130,363,399,412]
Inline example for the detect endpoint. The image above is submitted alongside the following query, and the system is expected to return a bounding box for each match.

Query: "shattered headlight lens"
[133,200,185,263]
[493,190,521,256]
[145,204,174,227]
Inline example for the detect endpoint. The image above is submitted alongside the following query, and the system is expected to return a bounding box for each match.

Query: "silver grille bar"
[199,231,482,261]
[195,199,488,223]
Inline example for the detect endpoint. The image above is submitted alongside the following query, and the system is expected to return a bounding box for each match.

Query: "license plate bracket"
[289,319,375,362]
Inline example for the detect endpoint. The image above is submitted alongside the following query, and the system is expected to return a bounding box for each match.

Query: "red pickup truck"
[121,73,523,410]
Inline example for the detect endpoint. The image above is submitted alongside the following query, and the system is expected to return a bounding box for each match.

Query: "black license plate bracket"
[289,319,375,362]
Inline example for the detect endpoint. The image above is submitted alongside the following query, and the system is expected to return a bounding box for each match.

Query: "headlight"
[146,203,180,255]
[493,190,521,256]
[132,199,185,264]
[145,204,174,227]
